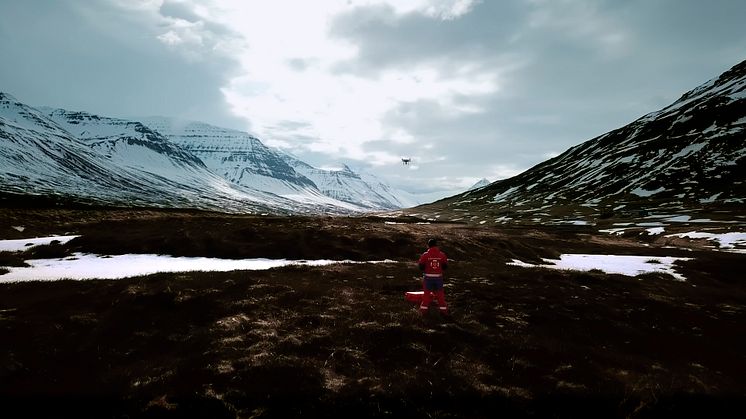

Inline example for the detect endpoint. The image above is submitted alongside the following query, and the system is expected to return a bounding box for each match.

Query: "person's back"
[418,239,449,314]
[419,246,447,277]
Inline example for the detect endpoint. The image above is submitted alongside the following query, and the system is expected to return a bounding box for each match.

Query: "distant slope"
[406,59,746,224]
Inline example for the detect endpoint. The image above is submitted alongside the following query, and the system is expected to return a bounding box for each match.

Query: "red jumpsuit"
[418,246,448,314]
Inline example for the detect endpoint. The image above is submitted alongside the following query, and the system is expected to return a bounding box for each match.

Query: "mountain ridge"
[1,96,417,213]
[403,58,746,224]
[0,95,345,214]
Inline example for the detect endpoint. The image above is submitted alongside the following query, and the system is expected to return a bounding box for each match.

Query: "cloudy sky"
[2,0,745,198]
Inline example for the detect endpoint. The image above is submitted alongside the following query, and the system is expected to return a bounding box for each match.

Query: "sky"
[1,0,745,198]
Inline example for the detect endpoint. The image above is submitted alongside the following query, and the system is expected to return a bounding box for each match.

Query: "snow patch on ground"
[384,221,430,225]
[599,228,627,235]
[665,232,746,253]
[646,227,665,235]
[508,254,692,281]
[650,215,716,223]
[0,235,80,252]
[550,220,590,226]
[600,226,665,236]
[0,253,398,282]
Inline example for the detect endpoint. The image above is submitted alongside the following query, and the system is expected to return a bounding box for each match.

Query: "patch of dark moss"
[0,251,30,268]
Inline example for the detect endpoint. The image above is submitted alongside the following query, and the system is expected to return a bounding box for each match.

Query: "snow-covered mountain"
[357,170,425,208]
[141,117,416,211]
[137,117,318,195]
[406,59,746,224]
[0,94,359,214]
[279,155,413,210]
[43,109,207,177]
[0,93,138,204]
[0,94,418,213]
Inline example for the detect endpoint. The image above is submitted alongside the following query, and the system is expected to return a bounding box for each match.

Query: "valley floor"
[1,208,745,418]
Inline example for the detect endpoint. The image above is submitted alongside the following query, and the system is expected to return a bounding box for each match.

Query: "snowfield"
[599,224,746,253]
[665,231,746,252]
[0,252,397,282]
[0,235,79,252]
[509,254,692,281]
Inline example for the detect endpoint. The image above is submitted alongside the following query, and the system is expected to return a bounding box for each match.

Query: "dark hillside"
[405,59,746,225]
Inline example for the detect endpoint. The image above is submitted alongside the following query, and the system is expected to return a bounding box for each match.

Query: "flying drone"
[401,157,412,165]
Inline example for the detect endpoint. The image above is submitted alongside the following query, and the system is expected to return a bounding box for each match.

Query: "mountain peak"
[467,178,491,191]
[339,164,355,173]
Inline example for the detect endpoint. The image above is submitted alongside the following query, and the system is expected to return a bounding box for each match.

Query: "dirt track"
[1,209,745,418]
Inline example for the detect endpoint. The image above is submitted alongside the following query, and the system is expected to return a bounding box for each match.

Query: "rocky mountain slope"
[406,59,746,224]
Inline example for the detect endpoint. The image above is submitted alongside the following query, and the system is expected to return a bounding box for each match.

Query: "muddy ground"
[1,208,745,418]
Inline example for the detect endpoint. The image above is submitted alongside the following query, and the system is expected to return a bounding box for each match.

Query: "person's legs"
[421,277,444,314]
[434,289,448,314]
[419,289,433,313]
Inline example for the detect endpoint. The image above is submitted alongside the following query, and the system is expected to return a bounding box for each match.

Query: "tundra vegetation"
[1,208,744,418]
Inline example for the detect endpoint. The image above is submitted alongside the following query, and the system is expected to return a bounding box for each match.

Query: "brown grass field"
[1,208,745,418]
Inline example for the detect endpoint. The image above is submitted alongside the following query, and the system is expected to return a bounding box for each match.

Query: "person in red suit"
[418,238,449,314]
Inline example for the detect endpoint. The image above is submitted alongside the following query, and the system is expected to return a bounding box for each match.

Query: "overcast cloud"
[1,0,745,197]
